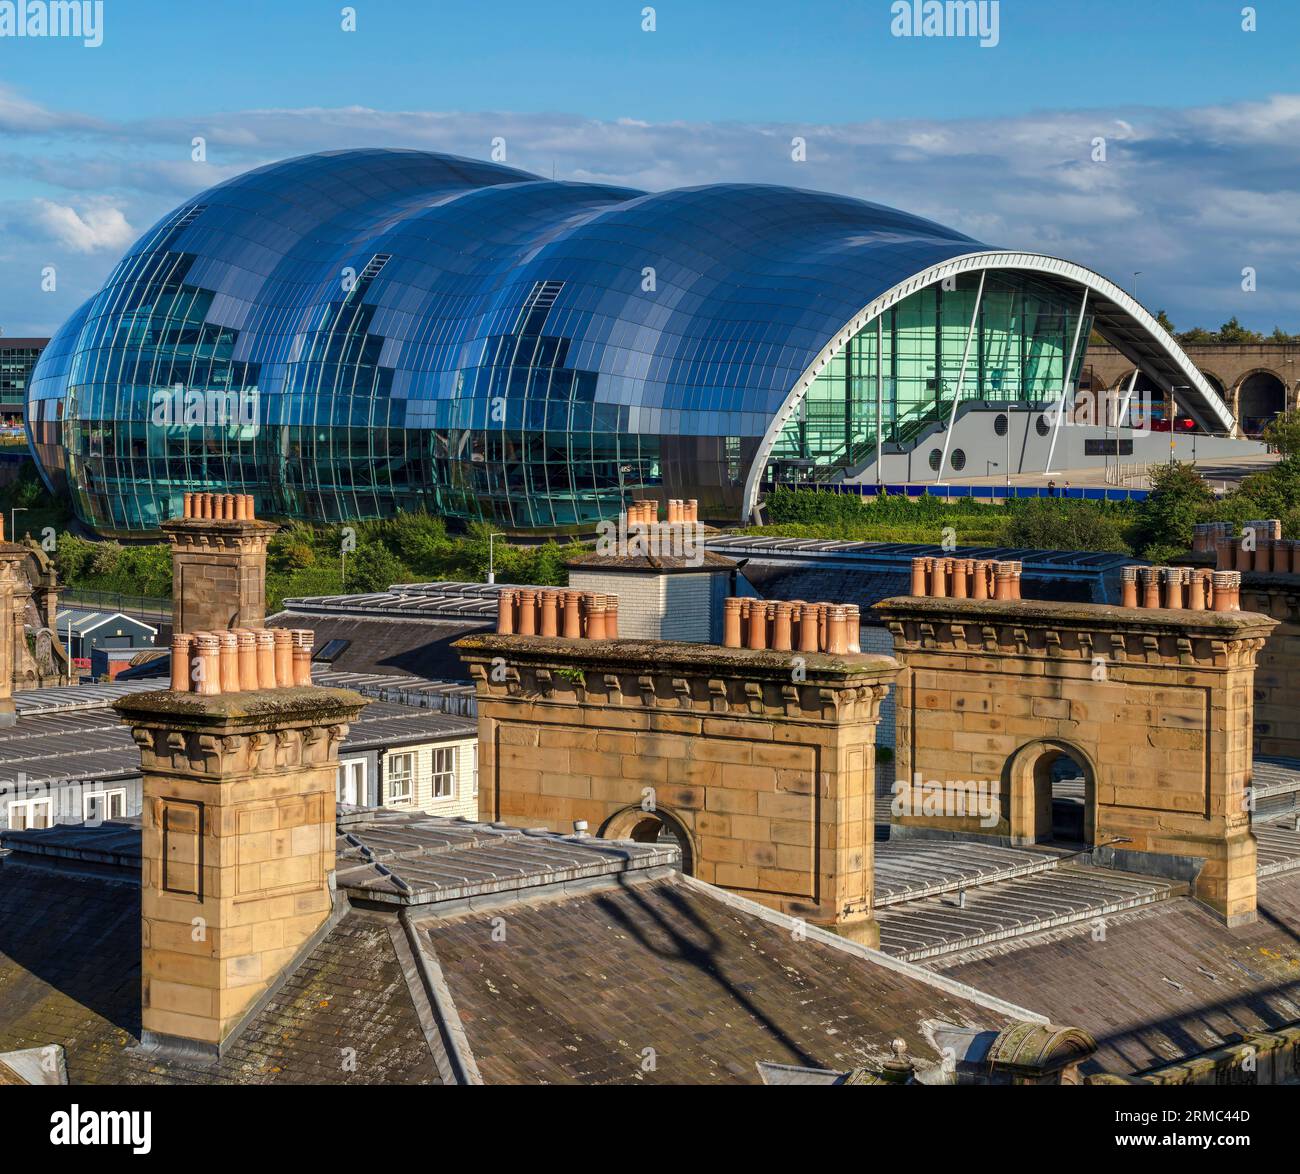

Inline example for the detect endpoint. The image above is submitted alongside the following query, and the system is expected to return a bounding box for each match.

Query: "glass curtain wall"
[768,271,1093,478]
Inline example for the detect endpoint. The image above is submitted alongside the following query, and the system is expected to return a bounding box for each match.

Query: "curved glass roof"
[27,149,1226,534]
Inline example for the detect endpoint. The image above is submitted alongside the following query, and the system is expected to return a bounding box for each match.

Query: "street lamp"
[1132,272,1142,301]
[487,532,508,585]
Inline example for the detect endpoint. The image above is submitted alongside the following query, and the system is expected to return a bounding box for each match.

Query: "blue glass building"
[27,149,1233,535]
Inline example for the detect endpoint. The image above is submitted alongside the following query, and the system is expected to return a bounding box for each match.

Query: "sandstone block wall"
[875,597,1276,926]
[456,633,897,943]
[161,517,277,635]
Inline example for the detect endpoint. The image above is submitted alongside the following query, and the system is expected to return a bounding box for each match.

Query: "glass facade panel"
[769,273,1092,477]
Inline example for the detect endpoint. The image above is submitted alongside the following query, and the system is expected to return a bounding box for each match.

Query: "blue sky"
[3,0,1300,335]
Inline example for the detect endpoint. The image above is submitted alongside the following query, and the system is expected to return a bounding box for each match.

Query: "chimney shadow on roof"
[593,873,820,1068]
[0,866,142,1040]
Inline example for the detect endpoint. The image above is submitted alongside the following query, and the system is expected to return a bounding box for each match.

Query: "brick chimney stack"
[161,493,278,635]
[114,676,367,1057]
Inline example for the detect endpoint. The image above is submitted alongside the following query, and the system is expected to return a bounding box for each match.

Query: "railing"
[763,481,1151,503]
[60,590,173,631]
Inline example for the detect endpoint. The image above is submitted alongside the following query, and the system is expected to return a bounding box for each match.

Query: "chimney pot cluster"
[496,589,619,640]
[910,557,1021,601]
[1120,564,1240,611]
[1198,519,1298,574]
[170,627,313,693]
[722,597,860,655]
[182,491,256,521]
[625,501,698,526]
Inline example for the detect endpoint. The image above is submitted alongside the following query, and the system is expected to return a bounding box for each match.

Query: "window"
[950,448,967,472]
[387,752,414,804]
[8,797,53,830]
[472,743,479,797]
[336,758,367,806]
[83,789,126,823]
[314,638,351,664]
[928,448,942,471]
[994,413,1008,437]
[431,746,456,799]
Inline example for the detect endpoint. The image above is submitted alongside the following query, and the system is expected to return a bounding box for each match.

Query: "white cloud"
[32,199,135,253]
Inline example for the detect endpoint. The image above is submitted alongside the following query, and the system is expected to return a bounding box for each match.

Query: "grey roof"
[280,580,507,622]
[53,607,157,638]
[0,687,475,789]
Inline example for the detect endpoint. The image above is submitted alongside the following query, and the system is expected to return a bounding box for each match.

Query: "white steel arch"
[740,250,1235,521]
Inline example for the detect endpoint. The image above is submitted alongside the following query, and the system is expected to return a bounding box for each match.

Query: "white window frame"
[336,757,368,807]
[386,751,414,805]
[431,746,456,800]
[82,788,127,823]
[472,742,479,797]
[8,797,53,830]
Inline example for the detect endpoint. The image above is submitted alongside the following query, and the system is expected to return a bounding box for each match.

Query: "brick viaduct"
[1084,342,1300,435]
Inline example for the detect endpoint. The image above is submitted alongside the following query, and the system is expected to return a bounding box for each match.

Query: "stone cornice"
[875,597,1277,670]
[454,634,897,724]
[160,518,278,552]
[115,688,367,779]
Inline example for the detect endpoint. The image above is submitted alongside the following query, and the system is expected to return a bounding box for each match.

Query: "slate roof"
[0,857,440,1085]
[0,812,1034,1085]
[934,867,1300,1077]
[420,874,1021,1084]
[266,614,490,680]
[0,689,475,790]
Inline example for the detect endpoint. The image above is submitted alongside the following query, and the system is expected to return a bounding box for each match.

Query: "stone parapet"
[455,633,898,943]
[114,686,368,1054]
[874,596,1277,926]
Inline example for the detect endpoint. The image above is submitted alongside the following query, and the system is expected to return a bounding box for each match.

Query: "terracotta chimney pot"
[1119,566,1138,609]
[826,606,848,655]
[723,597,743,648]
[193,633,221,696]
[255,629,276,689]
[747,597,768,650]
[1186,569,1206,611]
[183,492,194,520]
[291,629,314,686]
[972,560,989,601]
[797,603,820,653]
[235,629,258,691]
[771,601,793,651]
[562,591,583,638]
[272,628,294,687]
[931,558,948,598]
[539,590,559,637]
[845,604,861,654]
[604,594,619,639]
[952,559,970,599]
[1211,571,1235,612]
[497,590,517,636]
[585,595,607,641]
[1140,567,1161,609]
[171,634,194,692]
[1164,567,1185,609]
[219,631,240,693]
[517,589,537,636]
[910,557,927,597]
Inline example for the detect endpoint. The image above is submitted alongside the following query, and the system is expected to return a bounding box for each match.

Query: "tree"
[1216,316,1264,346]
[1132,461,1213,559]
[1154,309,1176,334]
[1261,410,1300,459]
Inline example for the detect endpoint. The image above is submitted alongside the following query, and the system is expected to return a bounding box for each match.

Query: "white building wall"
[382,735,479,820]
